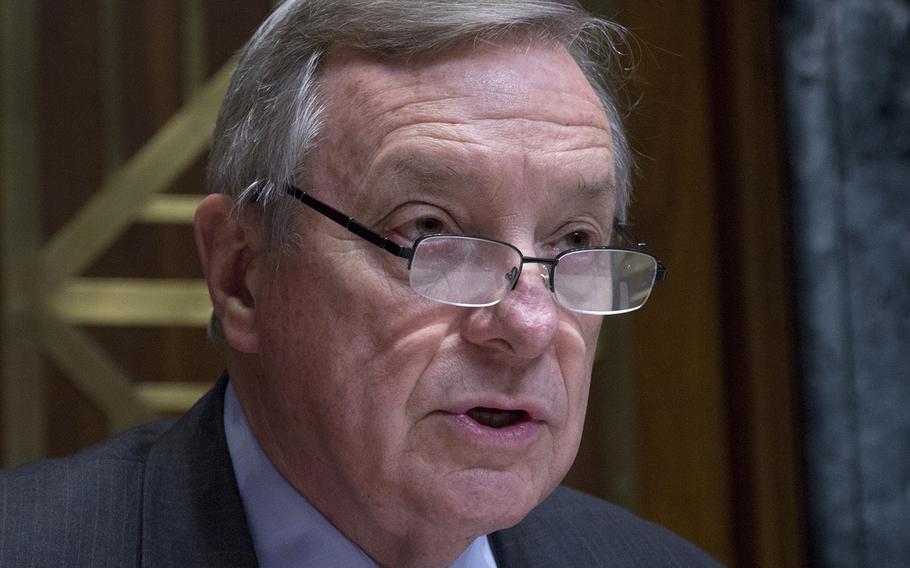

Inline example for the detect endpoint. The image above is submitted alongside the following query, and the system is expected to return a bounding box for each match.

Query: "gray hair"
[208,0,634,249]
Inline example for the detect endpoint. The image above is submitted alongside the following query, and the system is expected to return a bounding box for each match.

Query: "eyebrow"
[574,179,616,198]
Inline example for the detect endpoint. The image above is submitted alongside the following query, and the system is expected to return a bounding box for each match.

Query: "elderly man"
[1,1,720,566]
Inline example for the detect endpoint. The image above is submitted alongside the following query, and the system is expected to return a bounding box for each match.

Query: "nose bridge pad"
[538,263,554,291]
[505,265,521,291]
[504,261,555,296]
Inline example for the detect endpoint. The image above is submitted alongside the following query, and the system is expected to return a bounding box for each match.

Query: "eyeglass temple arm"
[286,186,414,260]
[614,220,668,282]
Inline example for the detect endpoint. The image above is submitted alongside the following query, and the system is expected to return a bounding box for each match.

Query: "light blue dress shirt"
[224,382,499,567]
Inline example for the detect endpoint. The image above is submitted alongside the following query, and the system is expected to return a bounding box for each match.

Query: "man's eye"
[390,214,453,244]
[415,217,446,235]
[563,230,593,249]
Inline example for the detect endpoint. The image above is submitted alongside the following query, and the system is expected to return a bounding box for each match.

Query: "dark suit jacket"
[0,377,721,567]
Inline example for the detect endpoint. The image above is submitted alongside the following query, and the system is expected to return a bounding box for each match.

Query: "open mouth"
[465,407,529,429]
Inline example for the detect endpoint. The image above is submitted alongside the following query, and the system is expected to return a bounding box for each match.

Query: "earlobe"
[194,194,262,353]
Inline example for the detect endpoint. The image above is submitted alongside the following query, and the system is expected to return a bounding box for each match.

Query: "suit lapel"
[141,374,259,567]
[487,486,590,568]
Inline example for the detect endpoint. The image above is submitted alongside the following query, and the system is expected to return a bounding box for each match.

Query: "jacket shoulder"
[0,420,174,567]
[490,485,724,567]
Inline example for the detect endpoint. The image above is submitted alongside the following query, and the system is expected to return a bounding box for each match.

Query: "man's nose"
[461,264,559,359]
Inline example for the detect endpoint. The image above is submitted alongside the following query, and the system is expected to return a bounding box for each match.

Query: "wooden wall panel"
[706,4,806,566]
[618,3,734,558]
[610,1,806,566]
[11,1,274,459]
[38,0,110,458]
[1,0,44,463]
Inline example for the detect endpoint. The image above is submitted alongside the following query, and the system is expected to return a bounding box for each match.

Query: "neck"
[332,518,480,568]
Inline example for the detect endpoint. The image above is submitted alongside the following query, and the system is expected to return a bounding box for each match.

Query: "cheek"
[259,257,454,435]
[551,314,600,460]
[343,313,458,437]
[299,310,459,494]
[555,314,601,404]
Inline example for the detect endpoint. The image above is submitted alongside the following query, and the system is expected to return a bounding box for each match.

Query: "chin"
[425,466,555,533]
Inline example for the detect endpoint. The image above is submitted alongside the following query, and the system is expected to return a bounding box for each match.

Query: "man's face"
[243,41,616,548]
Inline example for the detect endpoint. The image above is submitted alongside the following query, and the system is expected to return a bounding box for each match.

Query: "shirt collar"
[223,381,498,568]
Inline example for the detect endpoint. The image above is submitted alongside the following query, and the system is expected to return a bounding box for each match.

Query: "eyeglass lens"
[410,236,521,307]
[554,249,657,314]
[409,236,658,314]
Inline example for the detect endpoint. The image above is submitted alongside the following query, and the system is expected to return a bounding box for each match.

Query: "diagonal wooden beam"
[39,317,155,432]
[39,59,234,292]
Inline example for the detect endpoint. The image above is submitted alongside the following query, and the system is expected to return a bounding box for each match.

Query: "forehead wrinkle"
[359,91,473,125]
[363,95,610,137]
[371,124,611,165]
[366,143,481,204]
[369,136,614,199]
[356,100,614,178]
[317,44,615,212]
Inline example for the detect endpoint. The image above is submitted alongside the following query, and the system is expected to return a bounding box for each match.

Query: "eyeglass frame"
[283,185,667,310]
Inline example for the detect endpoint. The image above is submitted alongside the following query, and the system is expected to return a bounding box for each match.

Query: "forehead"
[308,41,615,212]
[326,41,605,117]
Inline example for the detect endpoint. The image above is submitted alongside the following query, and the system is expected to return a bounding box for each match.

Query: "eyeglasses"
[285,186,666,315]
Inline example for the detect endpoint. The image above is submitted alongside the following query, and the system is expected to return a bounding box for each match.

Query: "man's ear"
[194,194,263,353]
